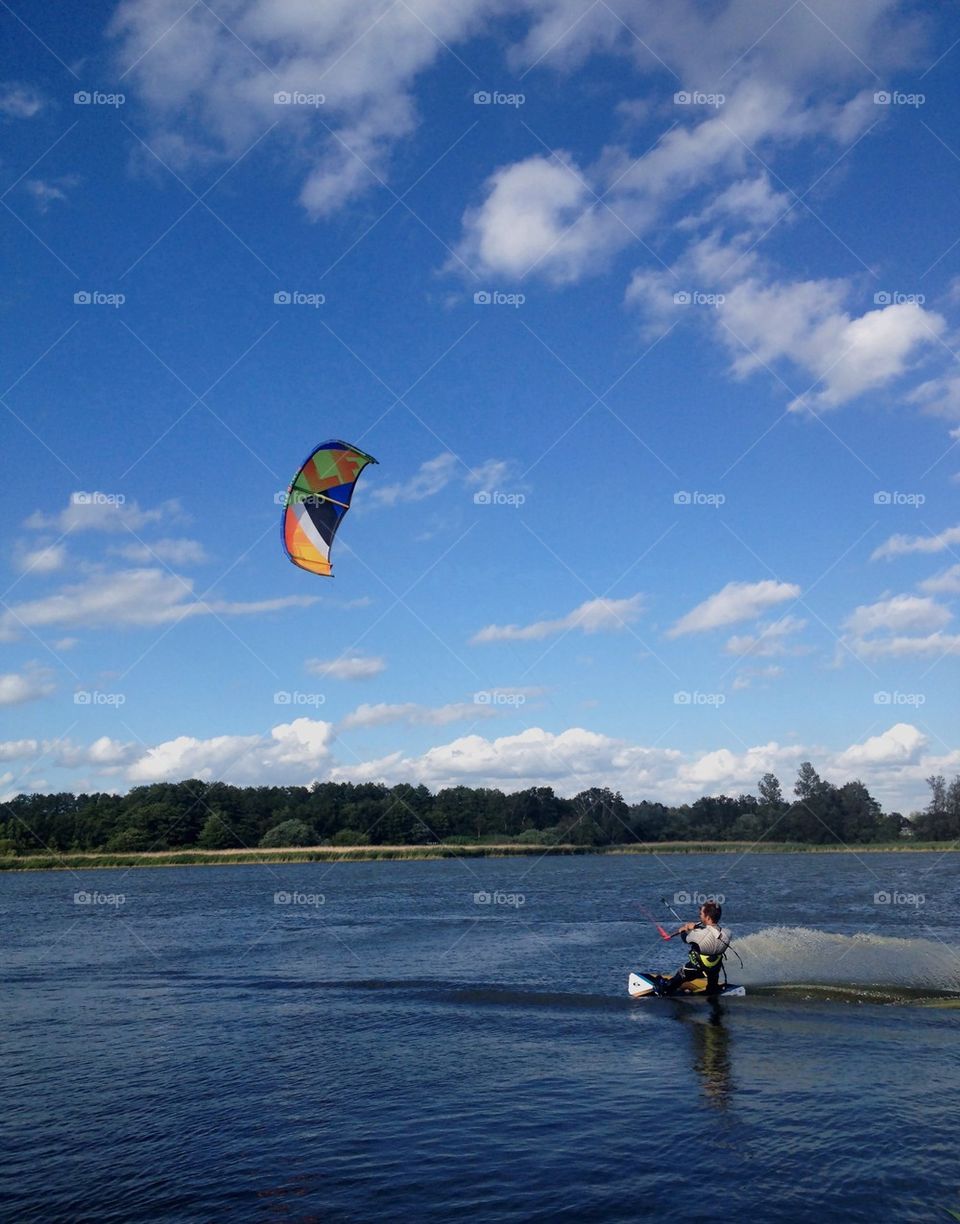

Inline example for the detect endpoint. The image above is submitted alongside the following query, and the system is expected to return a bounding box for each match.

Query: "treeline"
[2,764,955,857]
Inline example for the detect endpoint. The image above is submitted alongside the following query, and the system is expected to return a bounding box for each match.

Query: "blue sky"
[2,0,960,812]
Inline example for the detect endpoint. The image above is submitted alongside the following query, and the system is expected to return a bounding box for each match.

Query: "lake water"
[2,851,959,1222]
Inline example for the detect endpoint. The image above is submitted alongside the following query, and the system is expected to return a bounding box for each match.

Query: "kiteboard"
[628,971,746,999]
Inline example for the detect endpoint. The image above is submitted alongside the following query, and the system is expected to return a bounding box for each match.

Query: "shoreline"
[0,839,955,873]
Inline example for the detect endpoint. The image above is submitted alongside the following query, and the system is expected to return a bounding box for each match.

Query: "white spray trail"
[734,927,960,992]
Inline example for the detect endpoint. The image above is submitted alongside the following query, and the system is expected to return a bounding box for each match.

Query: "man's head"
[700,900,722,925]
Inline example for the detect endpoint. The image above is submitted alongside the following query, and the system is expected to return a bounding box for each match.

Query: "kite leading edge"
[281,439,378,577]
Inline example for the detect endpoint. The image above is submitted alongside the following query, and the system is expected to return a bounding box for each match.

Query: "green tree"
[259,819,315,848]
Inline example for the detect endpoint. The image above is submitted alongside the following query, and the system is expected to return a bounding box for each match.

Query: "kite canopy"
[281,439,377,576]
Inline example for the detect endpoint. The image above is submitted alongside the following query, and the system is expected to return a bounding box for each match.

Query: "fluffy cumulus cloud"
[669,580,799,637]
[719,284,943,413]
[127,718,335,784]
[9,714,956,812]
[835,723,927,771]
[471,595,643,644]
[844,594,950,637]
[0,569,317,642]
[110,0,502,216]
[0,669,55,707]
[455,153,621,284]
[841,594,960,659]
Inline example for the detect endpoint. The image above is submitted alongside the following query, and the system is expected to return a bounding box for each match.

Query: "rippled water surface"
[2,852,959,1222]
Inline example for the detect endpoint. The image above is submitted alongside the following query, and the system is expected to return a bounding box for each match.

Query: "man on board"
[654,900,731,996]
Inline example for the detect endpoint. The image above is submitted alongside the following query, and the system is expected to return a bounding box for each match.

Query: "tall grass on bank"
[0,840,952,872]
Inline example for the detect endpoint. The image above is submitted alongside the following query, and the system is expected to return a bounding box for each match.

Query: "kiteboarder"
[654,900,731,996]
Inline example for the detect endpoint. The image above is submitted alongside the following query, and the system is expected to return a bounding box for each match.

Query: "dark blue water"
[2,852,959,1222]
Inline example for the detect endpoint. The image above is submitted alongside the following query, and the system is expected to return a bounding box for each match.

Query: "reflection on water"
[676,1001,734,1111]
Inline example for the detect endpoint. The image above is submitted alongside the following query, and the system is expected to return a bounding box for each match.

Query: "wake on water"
[734,927,960,1000]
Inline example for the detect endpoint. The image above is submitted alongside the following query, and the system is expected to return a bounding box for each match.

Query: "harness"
[683,924,731,984]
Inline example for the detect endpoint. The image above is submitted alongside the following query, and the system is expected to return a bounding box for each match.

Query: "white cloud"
[686,174,793,230]
[471,595,643,644]
[920,565,960,595]
[0,669,55,707]
[110,0,495,216]
[872,523,960,561]
[368,453,518,509]
[0,82,45,118]
[16,543,67,574]
[720,281,943,413]
[109,538,208,565]
[835,723,927,770]
[50,736,140,770]
[306,654,386,680]
[330,725,680,796]
[731,665,784,690]
[0,569,317,641]
[126,717,336,784]
[25,494,181,534]
[369,453,459,507]
[0,738,39,761]
[908,371,960,418]
[669,580,799,637]
[339,701,499,730]
[725,614,807,657]
[676,741,798,791]
[23,177,77,213]
[454,152,620,284]
[845,631,960,659]
[844,594,950,637]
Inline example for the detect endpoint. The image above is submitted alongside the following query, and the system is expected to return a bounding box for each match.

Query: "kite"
[281,439,378,576]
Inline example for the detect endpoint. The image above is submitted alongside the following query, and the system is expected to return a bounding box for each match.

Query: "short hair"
[701,900,722,923]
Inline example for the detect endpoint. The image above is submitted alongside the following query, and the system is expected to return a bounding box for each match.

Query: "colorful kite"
[281,439,377,576]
